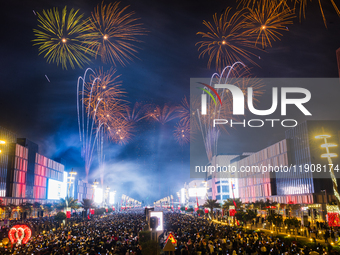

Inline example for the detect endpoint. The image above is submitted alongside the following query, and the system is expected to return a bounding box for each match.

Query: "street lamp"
[92,179,99,200]
[105,186,110,205]
[315,132,340,211]
[67,169,77,198]
[0,140,5,153]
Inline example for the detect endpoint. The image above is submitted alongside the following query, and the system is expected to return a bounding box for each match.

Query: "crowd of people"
[0,210,338,254]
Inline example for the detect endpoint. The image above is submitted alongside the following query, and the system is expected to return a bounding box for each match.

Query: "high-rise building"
[233,120,340,204]
[0,126,17,197]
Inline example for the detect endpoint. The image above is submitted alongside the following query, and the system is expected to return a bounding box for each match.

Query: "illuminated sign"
[47,179,66,200]
[165,233,177,245]
[8,225,32,245]
[149,211,163,231]
[94,188,103,204]
[188,187,207,197]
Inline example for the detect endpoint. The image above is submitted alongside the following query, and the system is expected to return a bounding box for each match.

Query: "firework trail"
[196,62,264,162]
[77,68,129,182]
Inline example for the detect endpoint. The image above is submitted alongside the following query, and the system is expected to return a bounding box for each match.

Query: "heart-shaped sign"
[8,225,32,245]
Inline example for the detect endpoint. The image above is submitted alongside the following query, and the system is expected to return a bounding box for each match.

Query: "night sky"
[1,0,340,203]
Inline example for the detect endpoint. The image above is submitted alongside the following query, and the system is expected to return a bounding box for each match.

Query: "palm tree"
[203,199,220,219]
[33,202,42,217]
[43,203,54,217]
[6,203,17,219]
[19,202,33,219]
[57,197,79,211]
[222,198,242,210]
[81,199,94,218]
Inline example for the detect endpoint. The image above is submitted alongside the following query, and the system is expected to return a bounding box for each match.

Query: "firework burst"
[146,104,178,125]
[292,0,340,27]
[33,7,92,69]
[196,7,259,71]
[77,68,131,180]
[243,1,295,49]
[237,0,288,9]
[174,122,190,145]
[82,1,146,66]
[123,102,148,122]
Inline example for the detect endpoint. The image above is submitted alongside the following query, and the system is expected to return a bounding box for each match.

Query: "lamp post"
[67,169,77,198]
[92,179,99,200]
[315,132,339,211]
[105,186,110,206]
[321,190,327,222]
[0,140,5,153]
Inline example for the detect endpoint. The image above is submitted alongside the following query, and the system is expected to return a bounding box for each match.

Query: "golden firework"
[196,7,259,71]
[33,7,92,69]
[82,1,146,66]
[82,67,133,145]
[83,67,126,121]
[292,0,340,27]
[146,104,178,125]
[174,122,190,145]
[108,117,133,144]
[123,102,148,122]
[244,0,295,49]
[236,0,288,9]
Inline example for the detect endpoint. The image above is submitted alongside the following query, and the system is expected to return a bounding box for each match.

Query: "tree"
[203,199,220,219]
[55,211,66,223]
[6,204,17,219]
[197,209,204,216]
[222,198,242,210]
[32,202,42,217]
[57,197,79,211]
[253,200,265,210]
[267,213,283,234]
[283,202,302,218]
[81,199,94,218]
[19,202,33,218]
[43,203,54,217]
[243,210,257,229]
[284,217,300,239]
[235,210,257,229]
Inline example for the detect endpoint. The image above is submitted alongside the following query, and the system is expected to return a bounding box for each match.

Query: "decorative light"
[321,143,338,148]
[8,225,32,245]
[315,134,331,139]
[321,153,338,158]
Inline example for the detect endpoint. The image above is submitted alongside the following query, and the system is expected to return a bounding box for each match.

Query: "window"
[207,188,212,192]
[216,195,221,200]
[215,181,220,184]
[217,186,221,193]
[222,195,229,200]
[222,181,228,184]
[222,186,229,193]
